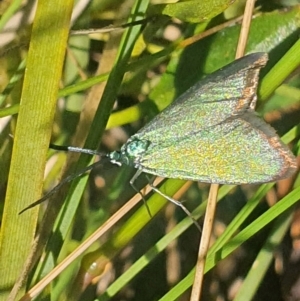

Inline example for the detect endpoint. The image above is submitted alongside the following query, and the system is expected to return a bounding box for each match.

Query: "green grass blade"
[0,1,73,299]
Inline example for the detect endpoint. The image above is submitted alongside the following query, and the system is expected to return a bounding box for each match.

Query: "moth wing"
[134,53,268,144]
[137,113,296,184]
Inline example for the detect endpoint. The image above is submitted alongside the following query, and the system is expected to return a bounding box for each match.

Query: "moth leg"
[129,169,152,217]
[145,176,201,232]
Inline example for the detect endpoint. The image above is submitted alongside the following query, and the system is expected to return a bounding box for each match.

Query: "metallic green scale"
[109,53,297,184]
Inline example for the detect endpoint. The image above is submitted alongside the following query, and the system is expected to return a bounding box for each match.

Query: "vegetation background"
[0,0,299,300]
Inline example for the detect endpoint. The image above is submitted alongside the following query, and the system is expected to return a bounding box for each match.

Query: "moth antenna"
[19,145,107,214]
[49,143,106,157]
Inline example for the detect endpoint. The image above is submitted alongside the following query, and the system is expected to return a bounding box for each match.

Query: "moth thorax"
[125,138,150,159]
